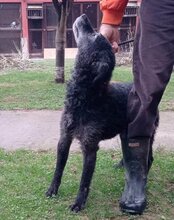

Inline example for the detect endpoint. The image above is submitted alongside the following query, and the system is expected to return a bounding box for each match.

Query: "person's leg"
[120,0,174,214]
[128,0,174,138]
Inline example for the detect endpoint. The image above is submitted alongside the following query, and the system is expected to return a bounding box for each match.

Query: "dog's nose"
[81,14,87,20]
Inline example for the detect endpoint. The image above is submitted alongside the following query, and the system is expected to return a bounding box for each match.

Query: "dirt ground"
[0,110,174,152]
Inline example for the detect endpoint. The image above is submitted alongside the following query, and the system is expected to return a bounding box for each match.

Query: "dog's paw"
[69,203,84,213]
[45,185,58,198]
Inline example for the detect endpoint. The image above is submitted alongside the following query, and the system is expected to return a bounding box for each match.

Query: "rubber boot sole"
[119,200,147,215]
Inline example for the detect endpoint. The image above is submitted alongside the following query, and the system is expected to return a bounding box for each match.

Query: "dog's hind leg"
[114,158,124,169]
[46,132,72,197]
[113,132,128,169]
[148,115,159,172]
[148,138,153,172]
[70,144,99,212]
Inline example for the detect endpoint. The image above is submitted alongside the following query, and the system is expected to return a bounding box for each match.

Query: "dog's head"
[73,14,115,86]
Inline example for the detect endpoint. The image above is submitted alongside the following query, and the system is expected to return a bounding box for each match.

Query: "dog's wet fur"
[46,14,157,212]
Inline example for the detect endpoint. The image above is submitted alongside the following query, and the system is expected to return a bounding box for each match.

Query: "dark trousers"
[128,0,174,138]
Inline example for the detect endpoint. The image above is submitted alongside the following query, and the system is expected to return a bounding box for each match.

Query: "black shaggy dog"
[46,14,157,212]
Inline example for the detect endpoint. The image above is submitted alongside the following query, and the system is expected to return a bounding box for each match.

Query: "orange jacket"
[100,0,129,25]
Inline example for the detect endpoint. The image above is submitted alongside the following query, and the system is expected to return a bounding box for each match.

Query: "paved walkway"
[0,110,174,151]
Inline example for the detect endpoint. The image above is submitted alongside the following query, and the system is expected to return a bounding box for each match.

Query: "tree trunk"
[53,0,72,83]
[55,20,66,83]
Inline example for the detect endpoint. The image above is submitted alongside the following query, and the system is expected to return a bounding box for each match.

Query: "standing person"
[99,0,128,53]
[119,0,174,215]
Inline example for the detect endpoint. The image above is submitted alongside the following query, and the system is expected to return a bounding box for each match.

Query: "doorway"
[28,19,43,58]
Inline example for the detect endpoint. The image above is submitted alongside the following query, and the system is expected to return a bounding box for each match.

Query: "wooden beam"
[0,0,138,3]
[21,0,28,38]
[0,0,52,3]
[0,0,100,3]
[0,0,22,2]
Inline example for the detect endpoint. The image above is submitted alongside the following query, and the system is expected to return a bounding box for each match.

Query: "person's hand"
[100,0,107,9]
[112,41,119,53]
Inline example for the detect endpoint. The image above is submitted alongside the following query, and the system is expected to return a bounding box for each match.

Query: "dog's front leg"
[46,133,72,197]
[70,146,99,212]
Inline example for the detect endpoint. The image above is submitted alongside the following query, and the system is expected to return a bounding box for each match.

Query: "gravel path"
[0,110,174,151]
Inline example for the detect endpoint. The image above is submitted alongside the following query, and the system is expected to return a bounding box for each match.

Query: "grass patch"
[0,149,174,220]
[0,60,174,110]
[0,59,73,110]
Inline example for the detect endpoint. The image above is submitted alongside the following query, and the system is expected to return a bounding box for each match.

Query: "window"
[119,3,137,48]
[29,20,42,29]
[0,3,21,54]
[0,3,21,29]
[43,2,136,49]
[124,6,138,17]
[46,5,58,27]
[83,3,97,28]
[27,5,43,19]
[0,31,21,53]
[66,2,99,48]
[47,30,56,48]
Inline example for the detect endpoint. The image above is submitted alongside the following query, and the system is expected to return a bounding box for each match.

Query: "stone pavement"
[0,110,174,151]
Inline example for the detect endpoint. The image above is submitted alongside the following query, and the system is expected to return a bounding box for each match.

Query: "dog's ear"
[92,62,111,86]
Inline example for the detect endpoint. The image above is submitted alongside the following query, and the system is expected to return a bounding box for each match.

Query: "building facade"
[0,0,140,58]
